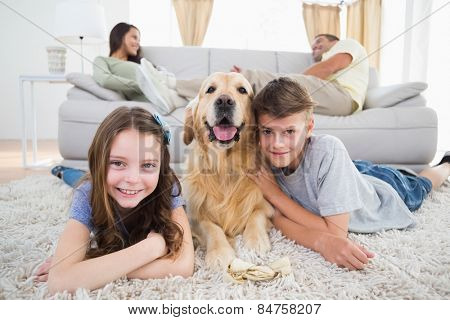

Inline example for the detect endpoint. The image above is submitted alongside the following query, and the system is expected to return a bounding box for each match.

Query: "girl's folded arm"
[47,219,166,294]
[127,207,195,279]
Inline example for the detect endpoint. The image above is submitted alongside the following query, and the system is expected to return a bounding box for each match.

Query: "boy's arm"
[249,167,349,237]
[272,210,373,270]
[47,220,167,294]
[126,207,195,279]
[268,186,349,238]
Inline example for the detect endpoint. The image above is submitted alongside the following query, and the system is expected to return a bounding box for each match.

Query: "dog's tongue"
[213,126,237,141]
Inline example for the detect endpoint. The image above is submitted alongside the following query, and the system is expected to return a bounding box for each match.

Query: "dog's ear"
[183,96,198,145]
[251,83,256,97]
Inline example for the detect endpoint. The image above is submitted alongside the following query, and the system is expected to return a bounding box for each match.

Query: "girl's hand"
[147,232,168,257]
[318,234,375,271]
[34,256,53,282]
[247,167,283,201]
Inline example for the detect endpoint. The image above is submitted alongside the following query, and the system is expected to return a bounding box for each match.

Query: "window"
[203,0,310,52]
[130,0,311,52]
[129,0,182,47]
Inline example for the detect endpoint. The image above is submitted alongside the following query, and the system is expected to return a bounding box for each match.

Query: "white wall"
[0,0,129,140]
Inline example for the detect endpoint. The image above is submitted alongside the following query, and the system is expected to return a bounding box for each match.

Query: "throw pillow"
[66,73,125,101]
[364,82,428,109]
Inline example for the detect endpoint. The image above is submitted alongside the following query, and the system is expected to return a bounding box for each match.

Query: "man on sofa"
[231,34,369,116]
[139,34,369,117]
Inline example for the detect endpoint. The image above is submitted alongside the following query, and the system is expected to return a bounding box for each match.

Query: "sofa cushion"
[276,51,314,73]
[314,106,437,164]
[364,82,428,109]
[59,100,188,163]
[210,48,277,73]
[392,94,427,108]
[66,73,126,101]
[141,46,209,80]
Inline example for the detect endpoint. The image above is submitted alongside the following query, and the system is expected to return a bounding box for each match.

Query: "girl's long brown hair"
[85,106,183,259]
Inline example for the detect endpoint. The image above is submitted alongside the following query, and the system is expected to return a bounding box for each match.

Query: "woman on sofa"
[91,22,148,102]
[92,22,194,114]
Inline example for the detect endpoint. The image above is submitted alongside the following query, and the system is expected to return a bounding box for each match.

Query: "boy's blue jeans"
[352,160,432,211]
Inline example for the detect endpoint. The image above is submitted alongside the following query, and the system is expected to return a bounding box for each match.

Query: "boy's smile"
[258,112,314,171]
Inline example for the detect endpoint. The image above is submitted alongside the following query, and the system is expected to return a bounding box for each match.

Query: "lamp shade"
[54,0,107,44]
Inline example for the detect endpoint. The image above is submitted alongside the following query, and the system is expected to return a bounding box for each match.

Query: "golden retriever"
[183,72,274,270]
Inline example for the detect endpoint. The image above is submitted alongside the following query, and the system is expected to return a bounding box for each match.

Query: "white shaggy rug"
[0,175,449,300]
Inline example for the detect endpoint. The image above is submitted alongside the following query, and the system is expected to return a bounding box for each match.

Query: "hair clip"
[153,112,171,145]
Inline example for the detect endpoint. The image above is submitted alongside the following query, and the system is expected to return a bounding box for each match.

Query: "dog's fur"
[183,72,274,269]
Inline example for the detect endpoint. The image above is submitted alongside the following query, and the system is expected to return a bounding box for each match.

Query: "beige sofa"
[59,46,437,173]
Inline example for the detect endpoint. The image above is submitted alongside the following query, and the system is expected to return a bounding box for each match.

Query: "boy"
[249,78,450,270]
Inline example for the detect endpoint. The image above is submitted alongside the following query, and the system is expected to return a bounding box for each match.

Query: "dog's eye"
[206,86,216,94]
[238,87,247,94]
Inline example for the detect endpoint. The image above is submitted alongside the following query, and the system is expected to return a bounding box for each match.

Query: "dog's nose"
[215,95,235,108]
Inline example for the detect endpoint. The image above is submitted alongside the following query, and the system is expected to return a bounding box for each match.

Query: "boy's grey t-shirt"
[273,134,416,233]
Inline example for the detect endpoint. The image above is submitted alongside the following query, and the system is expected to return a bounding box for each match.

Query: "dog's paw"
[205,246,235,271]
[243,229,271,254]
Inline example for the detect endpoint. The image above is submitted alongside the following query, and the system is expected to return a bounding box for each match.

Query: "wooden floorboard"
[0,140,61,184]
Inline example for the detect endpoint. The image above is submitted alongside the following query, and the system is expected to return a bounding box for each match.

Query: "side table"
[18,74,68,168]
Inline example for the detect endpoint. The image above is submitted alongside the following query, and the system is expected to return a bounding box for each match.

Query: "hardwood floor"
[0,140,62,184]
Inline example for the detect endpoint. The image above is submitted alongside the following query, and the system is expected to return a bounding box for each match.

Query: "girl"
[36,107,194,294]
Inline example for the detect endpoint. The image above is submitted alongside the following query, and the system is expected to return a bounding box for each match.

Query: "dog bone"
[225,257,292,284]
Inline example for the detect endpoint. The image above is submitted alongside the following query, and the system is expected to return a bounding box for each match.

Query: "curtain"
[347,0,382,70]
[302,3,340,45]
[172,0,214,46]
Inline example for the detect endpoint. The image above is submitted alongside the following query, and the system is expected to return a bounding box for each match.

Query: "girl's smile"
[116,187,143,196]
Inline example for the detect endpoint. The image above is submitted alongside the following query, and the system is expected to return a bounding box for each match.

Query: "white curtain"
[379,0,433,84]
[302,3,341,45]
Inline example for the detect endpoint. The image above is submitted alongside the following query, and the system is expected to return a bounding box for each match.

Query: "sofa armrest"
[363,82,428,110]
